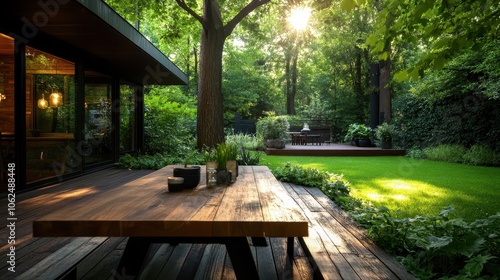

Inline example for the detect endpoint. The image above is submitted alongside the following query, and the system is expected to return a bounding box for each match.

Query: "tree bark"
[176,0,270,149]
[379,42,392,122]
[197,21,226,149]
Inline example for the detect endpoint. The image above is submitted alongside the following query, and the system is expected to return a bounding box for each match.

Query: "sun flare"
[288,6,312,31]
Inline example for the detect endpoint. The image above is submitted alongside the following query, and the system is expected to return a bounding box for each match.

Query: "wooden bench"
[17,237,107,280]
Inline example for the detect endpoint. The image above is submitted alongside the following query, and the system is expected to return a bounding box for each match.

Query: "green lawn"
[261,155,500,221]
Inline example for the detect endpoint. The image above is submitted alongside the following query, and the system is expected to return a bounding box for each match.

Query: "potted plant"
[375,122,395,149]
[256,115,290,149]
[226,142,239,183]
[203,146,217,169]
[214,143,231,186]
[344,123,372,147]
[173,150,201,189]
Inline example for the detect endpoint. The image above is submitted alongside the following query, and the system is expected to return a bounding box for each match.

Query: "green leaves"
[366,0,500,79]
[340,0,357,11]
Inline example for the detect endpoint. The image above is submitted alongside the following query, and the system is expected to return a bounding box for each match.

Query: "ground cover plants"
[408,144,500,166]
[263,155,499,221]
[270,161,500,279]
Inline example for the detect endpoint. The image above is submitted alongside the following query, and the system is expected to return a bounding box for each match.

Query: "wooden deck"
[265,143,406,156]
[0,168,415,280]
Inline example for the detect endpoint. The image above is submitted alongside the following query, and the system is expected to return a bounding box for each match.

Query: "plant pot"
[167,176,184,192]
[351,138,357,146]
[266,139,285,149]
[357,138,371,147]
[226,160,238,183]
[216,170,232,186]
[173,166,201,189]
[381,140,392,149]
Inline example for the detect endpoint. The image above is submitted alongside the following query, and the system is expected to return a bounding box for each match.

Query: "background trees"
[105,0,500,153]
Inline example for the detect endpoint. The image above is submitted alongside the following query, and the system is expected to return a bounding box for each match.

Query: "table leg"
[251,237,268,246]
[225,237,260,280]
[117,237,152,278]
[287,237,294,257]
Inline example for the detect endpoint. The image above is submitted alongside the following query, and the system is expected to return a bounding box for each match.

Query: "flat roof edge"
[77,0,188,85]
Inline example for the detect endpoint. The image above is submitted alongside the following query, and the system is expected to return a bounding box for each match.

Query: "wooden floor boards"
[0,168,415,280]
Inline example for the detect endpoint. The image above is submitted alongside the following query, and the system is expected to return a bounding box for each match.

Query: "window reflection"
[84,71,113,165]
[120,83,136,153]
[0,33,15,192]
[25,47,76,183]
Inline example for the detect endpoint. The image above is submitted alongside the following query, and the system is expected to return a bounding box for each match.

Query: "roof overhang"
[1,0,188,86]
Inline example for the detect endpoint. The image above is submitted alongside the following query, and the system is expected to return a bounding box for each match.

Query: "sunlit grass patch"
[262,155,500,221]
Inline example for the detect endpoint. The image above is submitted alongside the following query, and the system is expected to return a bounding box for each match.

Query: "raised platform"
[265,143,406,156]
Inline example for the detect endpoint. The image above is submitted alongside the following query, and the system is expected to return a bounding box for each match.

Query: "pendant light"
[49,90,62,108]
[38,93,48,109]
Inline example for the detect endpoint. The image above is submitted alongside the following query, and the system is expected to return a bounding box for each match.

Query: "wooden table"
[33,165,308,279]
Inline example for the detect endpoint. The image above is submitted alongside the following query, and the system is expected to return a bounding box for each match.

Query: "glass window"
[0,33,15,192]
[25,47,76,183]
[84,71,113,166]
[120,83,136,153]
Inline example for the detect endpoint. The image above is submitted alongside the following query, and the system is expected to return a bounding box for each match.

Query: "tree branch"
[223,0,270,38]
[175,0,207,29]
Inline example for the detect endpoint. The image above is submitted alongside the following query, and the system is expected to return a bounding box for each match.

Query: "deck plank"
[0,167,415,280]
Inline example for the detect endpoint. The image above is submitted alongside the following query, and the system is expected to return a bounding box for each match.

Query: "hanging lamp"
[49,90,62,108]
[38,93,48,109]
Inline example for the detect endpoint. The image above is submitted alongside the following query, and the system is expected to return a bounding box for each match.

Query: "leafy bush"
[412,144,500,166]
[238,149,261,166]
[344,123,372,142]
[256,114,290,142]
[226,132,262,151]
[463,145,499,166]
[143,87,197,155]
[405,148,427,159]
[272,163,350,202]
[116,151,203,170]
[351,205,500,279]
[424,145,467,163]
[271,162,500,279]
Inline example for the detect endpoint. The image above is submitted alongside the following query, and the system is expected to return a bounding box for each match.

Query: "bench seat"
[17,237,107,280]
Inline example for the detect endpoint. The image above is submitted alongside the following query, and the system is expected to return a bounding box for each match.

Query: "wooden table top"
[33,165,308,238]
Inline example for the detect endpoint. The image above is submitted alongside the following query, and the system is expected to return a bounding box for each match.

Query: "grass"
[261,155,500,222]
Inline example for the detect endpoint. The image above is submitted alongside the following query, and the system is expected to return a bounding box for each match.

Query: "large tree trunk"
[285,49,292,114]
[285,41,298,115]
[176,0,270,149]
[379,42,392,122]
[197,15,225,149]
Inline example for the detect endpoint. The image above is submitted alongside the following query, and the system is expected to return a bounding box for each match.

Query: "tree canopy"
[105,0,500,151]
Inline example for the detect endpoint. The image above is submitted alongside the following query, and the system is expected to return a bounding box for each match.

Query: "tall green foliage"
[143,87,197,155]
[356,0,500,80]
[392,43,500,152]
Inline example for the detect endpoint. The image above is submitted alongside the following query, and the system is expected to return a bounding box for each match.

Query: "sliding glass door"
[83,71,113,166]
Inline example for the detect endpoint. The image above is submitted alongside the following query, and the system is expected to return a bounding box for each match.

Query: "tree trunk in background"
[197,23,225,149]
[379,42,392,122]
[290,46,298,115]
[176,0,270,149]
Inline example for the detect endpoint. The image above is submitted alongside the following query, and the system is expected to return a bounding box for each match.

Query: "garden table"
[33,165,308,279]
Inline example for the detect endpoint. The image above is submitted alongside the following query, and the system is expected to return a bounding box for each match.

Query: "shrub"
[116,151,203,170]
[463,144,499,166]
[344,123,372,142]
[405,148,427,159]
[272,163,350,202]
[143,88,197,155]
[271,162,500,279]
[256,114,290,142]
[424,144,466,163]
[226,132,262,150]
